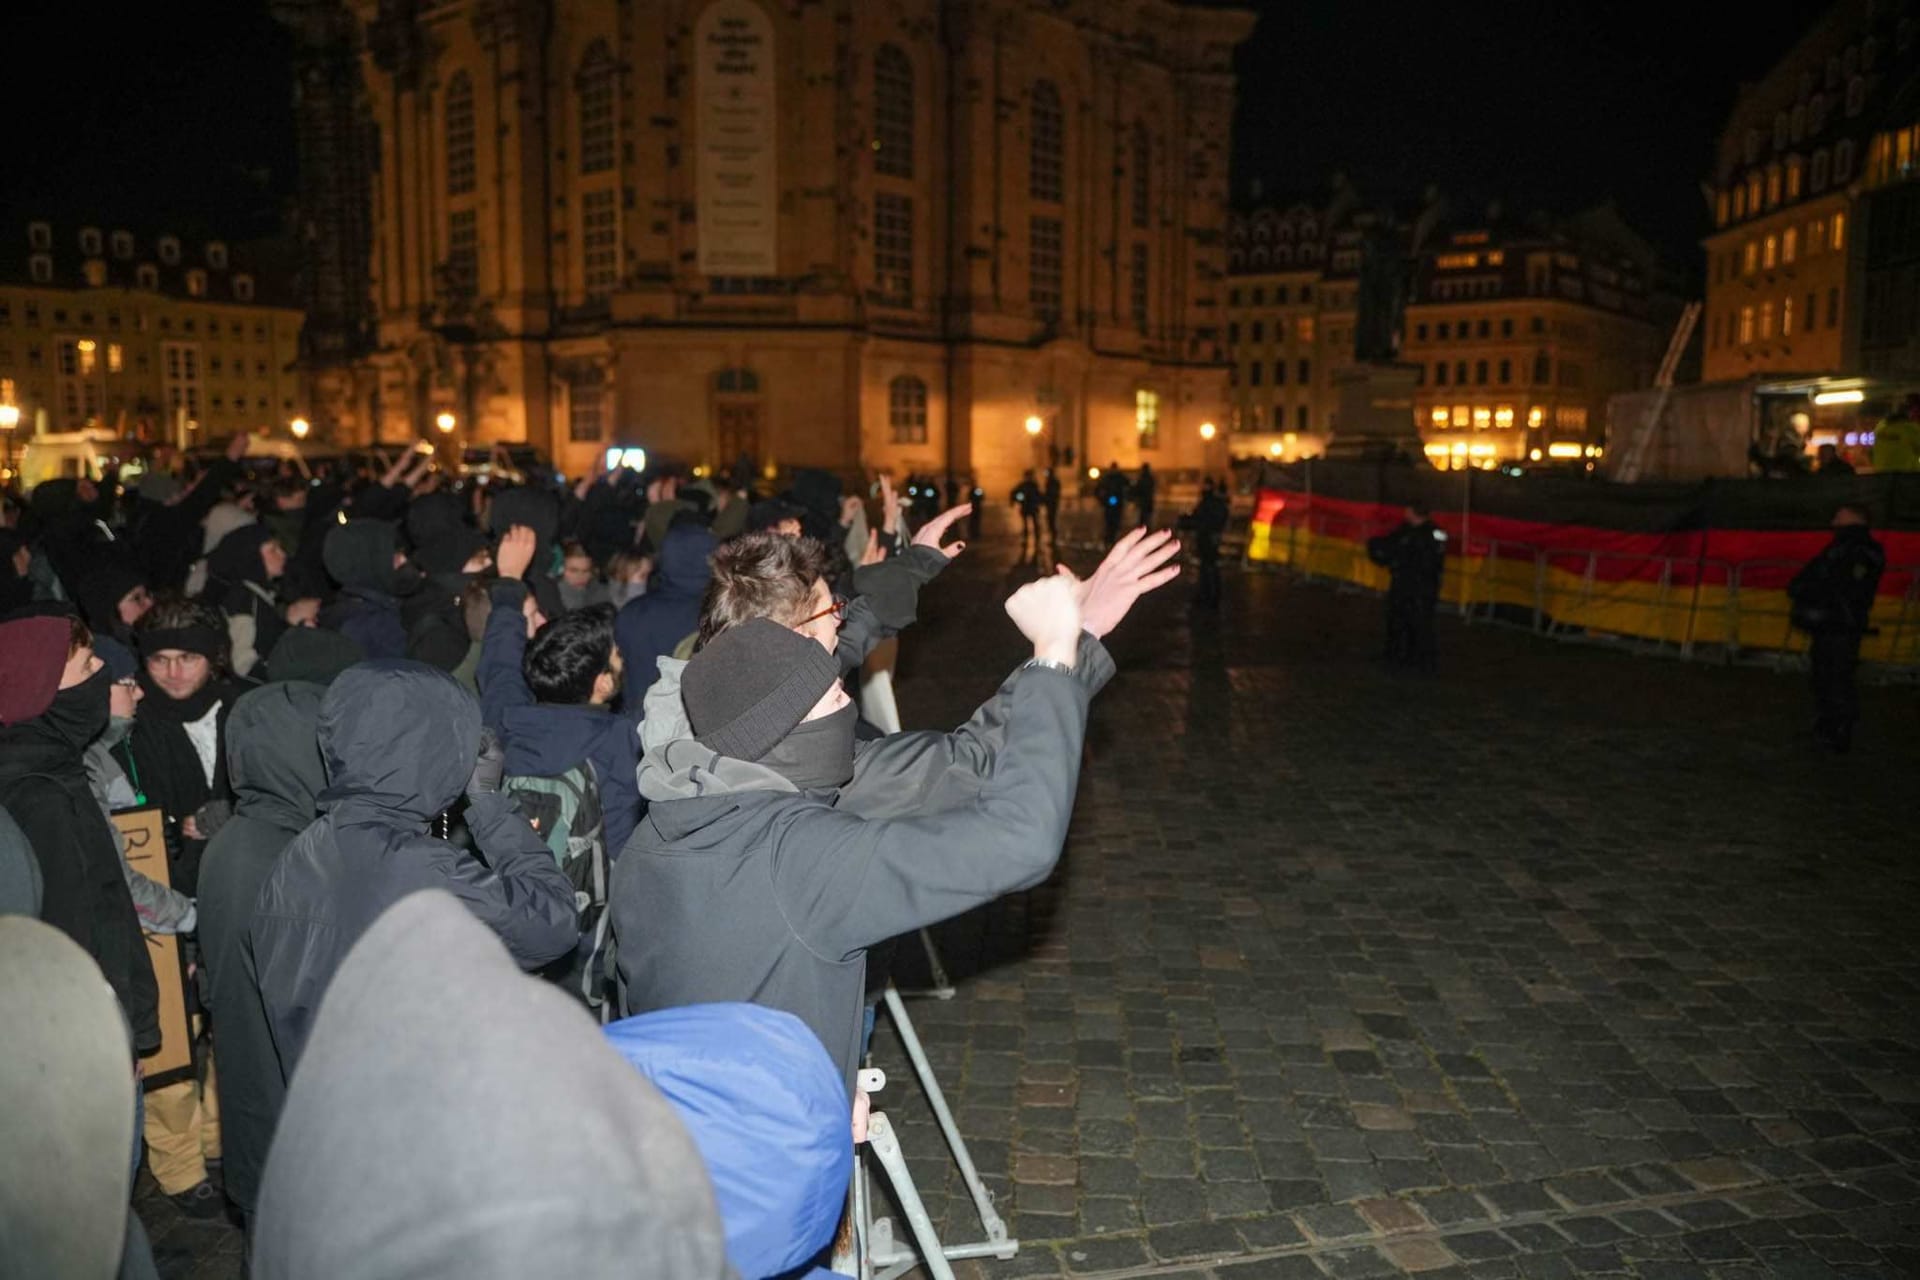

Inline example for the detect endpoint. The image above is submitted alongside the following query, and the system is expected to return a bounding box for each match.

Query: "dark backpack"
[504,760,615,1021]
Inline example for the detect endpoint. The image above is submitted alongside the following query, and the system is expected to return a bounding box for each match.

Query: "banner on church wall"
[695,0,778,277]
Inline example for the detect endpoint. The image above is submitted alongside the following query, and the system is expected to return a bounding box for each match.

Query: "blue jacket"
[604,1003,851,1280]
[614,524,715,715]
[479,578,643,854]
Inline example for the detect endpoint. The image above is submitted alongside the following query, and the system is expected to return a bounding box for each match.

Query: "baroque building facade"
[288,0,1252,488]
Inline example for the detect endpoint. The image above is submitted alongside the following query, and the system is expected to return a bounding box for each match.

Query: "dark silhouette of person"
[1010,470,1043,558]
[1187,478,1230,608]
[1096,463,1127,546]
[1133,463,1157,531]
[1366,503,1447,671]
[1788,504,1885,753]
[1042,469,1062,546]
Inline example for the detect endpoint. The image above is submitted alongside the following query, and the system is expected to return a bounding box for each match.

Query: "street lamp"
[1023,415,1043,436]
[289,416,310,440]
[1199,421,1217,441]
[435,411,457,434]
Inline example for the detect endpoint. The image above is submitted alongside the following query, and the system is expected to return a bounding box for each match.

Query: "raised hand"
[496,524,538,581]
[1074,527,1182,638]
[1005,569,1083,667]
[912,503,971,558]
[859,528,885,566]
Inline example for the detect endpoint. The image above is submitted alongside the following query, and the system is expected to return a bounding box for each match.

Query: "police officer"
[1187,477,1230,608]
[1096,462,1127,547]
[1366,503,1447,670]
[1788,503,1885,753]
[1042,468,1062,546]
[1010,470,1043,558]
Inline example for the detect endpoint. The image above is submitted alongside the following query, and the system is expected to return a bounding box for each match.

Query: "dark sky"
[0,1,1836,278]
[1230,0,1836,276]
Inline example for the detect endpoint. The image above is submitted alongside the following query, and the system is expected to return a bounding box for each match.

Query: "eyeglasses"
[796,597,847,627]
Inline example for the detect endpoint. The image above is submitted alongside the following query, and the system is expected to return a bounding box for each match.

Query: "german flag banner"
[1247,465,1920,666]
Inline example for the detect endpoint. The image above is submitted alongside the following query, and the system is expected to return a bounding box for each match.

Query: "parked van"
[19,430,152,492]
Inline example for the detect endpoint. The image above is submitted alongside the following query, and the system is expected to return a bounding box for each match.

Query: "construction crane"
[1613,301,1702,483]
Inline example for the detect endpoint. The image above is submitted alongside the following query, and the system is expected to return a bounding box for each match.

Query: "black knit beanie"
[681,618,840,763]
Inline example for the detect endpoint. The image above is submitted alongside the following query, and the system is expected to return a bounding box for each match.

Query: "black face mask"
[757,701,856,791]
[41,666,112,754]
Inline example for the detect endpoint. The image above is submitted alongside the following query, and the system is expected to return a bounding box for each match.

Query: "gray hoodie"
[612,633,1113,1091]
[253,890,727,1280]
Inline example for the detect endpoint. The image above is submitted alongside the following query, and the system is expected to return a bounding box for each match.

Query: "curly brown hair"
[697,531,829,645]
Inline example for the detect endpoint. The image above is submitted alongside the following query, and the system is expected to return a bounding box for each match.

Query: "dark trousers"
[1385,592,1437,670]
[1810,629,1863,748]
[1043,503,1058,541]
[1102,504,1122,545]
[1138,503,1154,531]
[1019,510,1041,547]
[1196,537,1222,605]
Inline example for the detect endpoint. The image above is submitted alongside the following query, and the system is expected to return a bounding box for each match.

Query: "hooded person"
[70,558,153,648]
[404,488,467,550]
[82,637,197,936]
[612,529,1178,1094]
[319,517,409,660]
[402,523,491,663]
[0,614,161,1060]
[0,916,145,1279]
[604,1003,852,1280]
[614,521,716,714]
[261,623,363,686]
[129,597,245,896]
[0,804,42,918]
[0,528,37,616]
[205,523,290,678]
[252,890,728,1280]
[196,680,328,1228]
[247,660,580,1078]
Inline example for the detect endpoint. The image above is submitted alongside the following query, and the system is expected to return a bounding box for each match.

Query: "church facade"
[294,0,1251,489]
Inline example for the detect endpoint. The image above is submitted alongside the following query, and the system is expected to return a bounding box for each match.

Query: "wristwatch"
[1021,656,1075,675]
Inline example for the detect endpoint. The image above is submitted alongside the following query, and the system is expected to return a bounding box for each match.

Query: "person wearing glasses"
[610,527,1180,1100]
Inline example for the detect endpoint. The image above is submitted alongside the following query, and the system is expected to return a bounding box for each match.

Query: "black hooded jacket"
[319,519,407,659]
[614,523,716,713]
[488,486,565,620]
[0,669,161,1054]
[197,680,329,1221]
[71,558,148,648]
[247,661,580,1078]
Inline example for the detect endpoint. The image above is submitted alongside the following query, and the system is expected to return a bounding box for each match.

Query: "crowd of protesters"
[0,433,1182,1277]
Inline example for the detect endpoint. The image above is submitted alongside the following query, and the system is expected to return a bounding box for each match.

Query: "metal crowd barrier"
[1251,511,1920,680]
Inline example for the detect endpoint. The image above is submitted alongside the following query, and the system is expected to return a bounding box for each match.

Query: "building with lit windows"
[1222,190,1366,461]
[1858,61,1920,375]
[1701,0,1919,382]
[1403,212,1665,470]
[282,0,1253,488]
[0,221,305,456]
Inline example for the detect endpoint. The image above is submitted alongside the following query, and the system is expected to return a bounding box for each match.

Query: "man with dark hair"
[613,530,1181,1098]
[1367,503,1447,671]
[1789,503,1885,753]
[480,526,640,852]
[131,596,245,893]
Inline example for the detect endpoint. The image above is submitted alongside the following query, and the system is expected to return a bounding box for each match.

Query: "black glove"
[467,728,506,799]
[191,799,234,841]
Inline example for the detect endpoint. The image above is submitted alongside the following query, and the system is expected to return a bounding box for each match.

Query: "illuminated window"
[446,209,478,298]
[1782,296,1794,336]
[1763,235,1777,269]
[1782,228,1797,263]
[1130,122,1151,229]
[874,44,914,179]
[1527,406,1544,429]
[1733,184,1747,218]
[186,269,207,297]
[1296,316,1314,342]
[1739,305,1754,343]
[1029,215,1062,322]
[874,193,914,305]
[1430,406,1448,427]
[888,375,928,444]
[1759,300,1773,339]
[1831,211,1846,250]
[1494,405,1514,428]
[1747,171,1762,210]
[1766,166,1782,206]
[1715,191,1730,225]
[578,41,616,175]
[445,71,476,196]
[1135,388,1160,450]
[107,343,122,374]
[1786,157,1803,199]
[582,188,619,298]
[1452,404,1470,427]
[1472,406,1491,429]
[1810,218,1826,253]
[1029,81,1063,203]
[82,261,106,288]
[1743,241,1758,274]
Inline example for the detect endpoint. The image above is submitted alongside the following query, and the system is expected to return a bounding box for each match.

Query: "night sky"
[0,1,1838,279]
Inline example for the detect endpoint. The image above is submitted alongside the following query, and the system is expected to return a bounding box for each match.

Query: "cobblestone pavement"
[139,515,1919,1278]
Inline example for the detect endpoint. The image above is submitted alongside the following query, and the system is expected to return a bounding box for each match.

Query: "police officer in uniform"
[1789,503,1885,753]
[1367,503,1447,671]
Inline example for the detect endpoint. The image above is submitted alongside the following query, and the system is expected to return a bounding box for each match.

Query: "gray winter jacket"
[611,632,1113,1091]
[248,661,580,1079]
[83,734,197,934]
